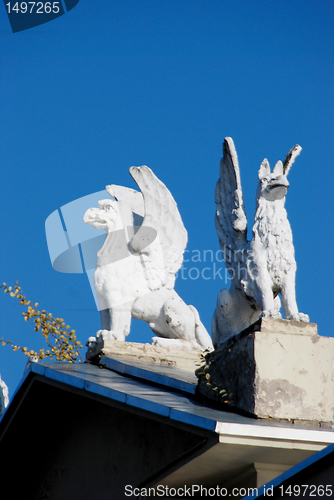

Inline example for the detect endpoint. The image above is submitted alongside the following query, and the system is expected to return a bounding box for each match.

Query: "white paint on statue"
[84,166,213,353]
[212,138,309,347]
[0,376,9,418]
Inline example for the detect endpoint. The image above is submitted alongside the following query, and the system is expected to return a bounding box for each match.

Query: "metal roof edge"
[1,361,218,433]
[3,362,333,445]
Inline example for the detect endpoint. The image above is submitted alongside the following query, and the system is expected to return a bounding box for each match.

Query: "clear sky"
[1,0,333,398]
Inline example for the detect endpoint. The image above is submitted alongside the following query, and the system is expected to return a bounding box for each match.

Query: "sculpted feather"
[214,137,248,272]
[129,166,188,288]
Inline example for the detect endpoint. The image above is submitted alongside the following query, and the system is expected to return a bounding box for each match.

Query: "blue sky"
[1,0,333,398]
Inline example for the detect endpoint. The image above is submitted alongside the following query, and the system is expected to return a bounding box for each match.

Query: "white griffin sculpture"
[212,138,309,347]
[84,165,213,352]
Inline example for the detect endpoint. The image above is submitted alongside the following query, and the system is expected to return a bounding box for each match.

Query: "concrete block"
[196,318,334,427]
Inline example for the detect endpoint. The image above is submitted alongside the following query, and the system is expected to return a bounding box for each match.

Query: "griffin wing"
[129,165,188,288]
[106,184,144,215]
[283,144,302,175]
[215,137,248,271]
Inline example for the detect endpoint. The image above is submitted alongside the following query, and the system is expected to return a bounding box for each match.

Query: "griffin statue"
[212,137,309,347]
[84,165,213,352]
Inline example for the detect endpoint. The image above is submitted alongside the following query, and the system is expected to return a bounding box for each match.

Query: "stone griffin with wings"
[212,138,309,347]
[84,165,213,352]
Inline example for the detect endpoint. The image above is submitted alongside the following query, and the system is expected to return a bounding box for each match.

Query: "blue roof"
[2,355,334,497]
[3,357,334,443]
[9,360,251,432]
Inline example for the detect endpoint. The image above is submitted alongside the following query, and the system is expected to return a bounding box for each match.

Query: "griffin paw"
[287,313,310,323]
[151,336,169,347]
[151,336,202,351]
[96,329,125,341]
[298,313,309,322]
[261,309,281,319]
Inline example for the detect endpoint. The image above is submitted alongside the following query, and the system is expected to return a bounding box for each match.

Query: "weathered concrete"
[94,339,203,373]
[196,318,334,427]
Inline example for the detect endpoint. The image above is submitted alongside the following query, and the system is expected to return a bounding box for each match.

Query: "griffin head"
[257,144,301,202]
[83,199,122,231]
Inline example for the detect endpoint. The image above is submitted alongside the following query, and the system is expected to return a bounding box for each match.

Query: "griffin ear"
[105,185,117,200]
[258,158,270,180]
[283,145,302,176]
[273,160,283,176]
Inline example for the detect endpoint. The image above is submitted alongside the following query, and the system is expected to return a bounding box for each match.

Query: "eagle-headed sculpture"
[84,165,213,352]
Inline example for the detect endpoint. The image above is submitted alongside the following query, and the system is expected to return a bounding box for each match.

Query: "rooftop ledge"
[1,334,333,494]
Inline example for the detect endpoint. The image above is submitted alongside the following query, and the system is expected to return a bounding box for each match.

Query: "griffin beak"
[83,208,104,225]
[267,176,289,191]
